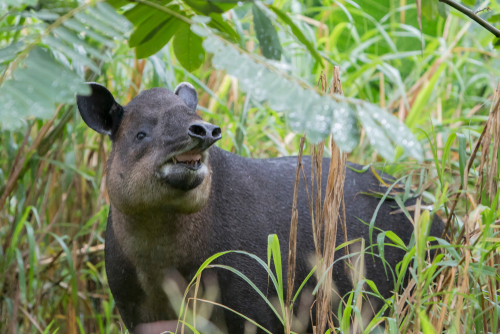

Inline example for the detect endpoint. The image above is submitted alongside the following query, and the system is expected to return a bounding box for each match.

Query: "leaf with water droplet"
[252,3,282,60]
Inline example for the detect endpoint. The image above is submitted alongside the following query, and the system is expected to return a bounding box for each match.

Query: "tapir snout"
[188,122,222,150]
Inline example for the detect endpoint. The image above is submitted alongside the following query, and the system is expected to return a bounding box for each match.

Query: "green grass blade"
[211,264,283,323]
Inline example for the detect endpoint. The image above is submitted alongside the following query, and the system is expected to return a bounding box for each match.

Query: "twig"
[439,0,500,37]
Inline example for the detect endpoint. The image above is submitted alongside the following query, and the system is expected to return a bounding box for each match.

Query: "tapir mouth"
[157,144,208,174]
[168,149,203,170]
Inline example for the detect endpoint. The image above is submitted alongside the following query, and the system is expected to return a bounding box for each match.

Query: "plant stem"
[439,0,500,37]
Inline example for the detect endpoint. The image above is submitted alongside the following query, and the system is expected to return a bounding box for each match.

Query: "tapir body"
[77,83,444,334]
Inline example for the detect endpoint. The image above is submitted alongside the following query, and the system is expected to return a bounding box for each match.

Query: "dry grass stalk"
[312,67,347,334]
[285,135,306,334]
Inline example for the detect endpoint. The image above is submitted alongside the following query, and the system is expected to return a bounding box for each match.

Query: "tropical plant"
[1,0,500,333]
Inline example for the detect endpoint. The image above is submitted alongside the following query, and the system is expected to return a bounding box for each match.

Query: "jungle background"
[1,0,500,333]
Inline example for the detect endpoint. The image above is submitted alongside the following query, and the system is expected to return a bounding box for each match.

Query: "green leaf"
[462,0,475,6]
[385,231,407,250]
[417,210,431,273]
[124,0,172,27]
[63,19,115,47]
[208,13,240,43]
[106,0,129,9]
[422,0,438,21]
[74,12,121,38]
[252,3,282,60]
[457,133,467,187]
[50,233,78,305]
[441,132,456,180]
[419,309,436,334]
[15,249,27,303]
[183,0,236,15]
[269,6,323,66]
[406,63,446,128]
[129,9,175,47]
[387,318,398,334]
[437,2,450,18]
[377,232,389,277]
[356,106,395,161]
[211,264,283,323]
[488,14,500,24]
[95,3,131,33]
[131,8,183,58]
[173,24,205,72]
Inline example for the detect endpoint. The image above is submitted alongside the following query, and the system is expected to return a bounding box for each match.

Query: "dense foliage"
[1,0,500,333]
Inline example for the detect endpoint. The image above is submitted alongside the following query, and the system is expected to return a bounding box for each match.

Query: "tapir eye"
[136,132,146,141]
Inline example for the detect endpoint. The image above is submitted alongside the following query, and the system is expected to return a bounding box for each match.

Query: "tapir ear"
[174,82,198,110]
[76,83,123,136]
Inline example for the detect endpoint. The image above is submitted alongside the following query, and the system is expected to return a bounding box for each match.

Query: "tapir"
[76,82,444,334]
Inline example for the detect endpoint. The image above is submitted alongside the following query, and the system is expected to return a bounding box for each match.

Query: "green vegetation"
[1,0,500,333]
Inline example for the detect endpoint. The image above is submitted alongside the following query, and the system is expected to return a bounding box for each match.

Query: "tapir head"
[76,83,221,215]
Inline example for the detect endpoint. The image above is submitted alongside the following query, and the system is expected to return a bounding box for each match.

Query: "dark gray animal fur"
[76,83,444,334]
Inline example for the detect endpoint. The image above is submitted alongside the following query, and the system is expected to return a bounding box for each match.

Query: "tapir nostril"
[212,127,221,138]
[189,124,206,138]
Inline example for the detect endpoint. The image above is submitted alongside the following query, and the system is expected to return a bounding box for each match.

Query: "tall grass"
[2,0,500,333]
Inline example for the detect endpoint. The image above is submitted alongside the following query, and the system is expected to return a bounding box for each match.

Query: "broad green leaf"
[0,41,24,63]
[356,106,395,161]
[422,0,438,20]
[53,27,107,61]
[463,0,475,5]
[129,9,175,47]
[183,0,236,15]
[488,14,500,24]
[135,16,182,58]
[437,2,450,18]
[208,13,239,43]
[269,6,323,66]
[3,0,36,6]
[88,5,130,33]
[173,24,205,72]
[252,3,282,60]
[74,12,121,38]
[42,36,100,72]
[95,2,131,32]
[124,0,172,26]
[106,0,129,9]
[63,19,116,47]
